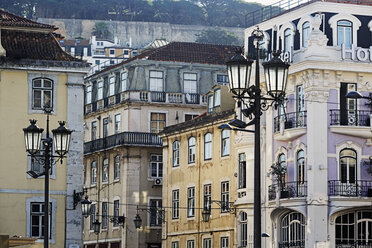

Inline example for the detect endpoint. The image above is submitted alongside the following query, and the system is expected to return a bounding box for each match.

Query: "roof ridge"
[0,9,56,30]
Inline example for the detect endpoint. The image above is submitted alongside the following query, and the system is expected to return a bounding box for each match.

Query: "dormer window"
[149,70,163,92]
[86,85,92,104]
[121,72,127,92]
[214,88,221,107]
[109,76,115,96]
[208,95,214,113]
[217,75,228,85]
[97,81,103,100]
[184,73,197,94]
[337,20,352,49]
[302,21,310,48]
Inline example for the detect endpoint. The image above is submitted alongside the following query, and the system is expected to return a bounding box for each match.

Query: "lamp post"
[226,27,290,248]
[23,109,72,248]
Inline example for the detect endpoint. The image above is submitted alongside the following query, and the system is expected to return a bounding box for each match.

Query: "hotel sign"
[342,44,372,62]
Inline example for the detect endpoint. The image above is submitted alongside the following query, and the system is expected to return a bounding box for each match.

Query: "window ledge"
[330,126,372,138]
[113,179,120,183]
[274,127,306,141]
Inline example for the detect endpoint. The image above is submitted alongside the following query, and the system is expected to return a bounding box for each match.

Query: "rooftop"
[87,42,238,78]
[0,9,55,30]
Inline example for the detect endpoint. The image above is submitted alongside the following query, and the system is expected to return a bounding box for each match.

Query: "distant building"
[82,42,236,248]
[0,9,89,248]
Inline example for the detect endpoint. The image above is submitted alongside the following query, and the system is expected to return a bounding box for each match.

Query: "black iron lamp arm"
[208,199,236,215]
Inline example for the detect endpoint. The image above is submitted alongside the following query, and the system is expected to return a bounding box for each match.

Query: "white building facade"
[241,1,372,248]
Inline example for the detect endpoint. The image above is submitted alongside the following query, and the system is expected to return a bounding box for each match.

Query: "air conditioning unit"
[154,178,163,186]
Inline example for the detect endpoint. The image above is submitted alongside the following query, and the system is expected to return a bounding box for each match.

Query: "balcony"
[85,91,207,115]
[329,109,372,138]
[84,131,162,154]
[273,111,307,141]
[278,241,305,248]
[268,181,307,201]
[328,180,372,197]
[335,243,372,248]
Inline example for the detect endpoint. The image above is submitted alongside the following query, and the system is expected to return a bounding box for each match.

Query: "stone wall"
[38,18,245,48]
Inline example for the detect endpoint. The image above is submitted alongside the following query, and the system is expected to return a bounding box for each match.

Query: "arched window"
[188,137,196,164]
[297,150,305,184]
[336,210,372,246]
[340,148,356,183]
[284,28,292,52]
[337,20,352,49]
[278,153,287,184]
[204,133,212,160]
[172,141,180,167]
[239,212,248,247]
[302,21,310,48]
[280,212,305,246]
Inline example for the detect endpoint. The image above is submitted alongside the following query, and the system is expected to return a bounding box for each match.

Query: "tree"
[195,28,240,46]
[92,22,111,39]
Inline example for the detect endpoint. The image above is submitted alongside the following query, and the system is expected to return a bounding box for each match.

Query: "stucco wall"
[37,18,245,48]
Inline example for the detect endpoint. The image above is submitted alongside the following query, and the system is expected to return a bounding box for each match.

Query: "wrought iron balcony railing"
[84,131,162,154]
[273,111,307,133]
[330,109,371,126]
[328,180,372,197]
[268,181,307,201]
[336,242,372,248]
[278,241,305,248]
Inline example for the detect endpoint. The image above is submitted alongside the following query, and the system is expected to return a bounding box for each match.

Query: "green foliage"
[195,28,240,46]
[270,162,287,186]
[92,22,111,39]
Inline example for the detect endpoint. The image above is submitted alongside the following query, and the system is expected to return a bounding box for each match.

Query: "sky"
[244,0,279,5]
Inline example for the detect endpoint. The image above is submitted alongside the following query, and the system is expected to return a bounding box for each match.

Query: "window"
[90,204,96,230]
[204,133,212,160]
[102,202,108,229]
[278,153,287,185]
[31,140,53,176]
[172,141,180,167]
[217,74,228,85]
[113,200,119,227]
[239,153,246,189]
[184,73,197,94]
[203,238,211,248]
[70,47,75,56]
[297,85,305,112]
[32,78,53,109]
[150,154,163,178]
[95,60,100,65]
[188,137,196,164]
[221,130,230,157]
[221,237,229,248]
[110,49,115,55]
[284,28,291,53]
[185,114,198,122]
[115,114,121,134]
[121,72,127,92]
[109,76,115,96]
[102,158,108,183]
[338,20,352,49]
[239,212,248,247]
[280,212,305,247]
[97,81,103,100]
[114,155,120,180]
[221,181,230,212]
[172,190,179,219]
[91,121,97,140]
[187,187,195,217]
[340,148,356,184]
[171,242,179,248]
[103,118,109,138]
[214,88,221,107]
[91,161,97,185]
[204,184,212,210]
[302,21,310,48]
[336,210,372,246]
[187,240,195,248]
[110,60,115,65]
[86,85,92,104]
[151,113,166,133]
[123,50,129,55]
[297,150,305,184]
[149,71,163,92]
[149,199,162,226]
[340,83,357,126]
[30,202,51,238]
[208,95,214,113]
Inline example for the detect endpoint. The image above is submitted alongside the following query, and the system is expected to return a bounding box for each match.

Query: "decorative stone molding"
[278,21,297,52]
[328,13,361,47]
[297,15,313,49]
[305,90,329,103]
[368,20,372,32]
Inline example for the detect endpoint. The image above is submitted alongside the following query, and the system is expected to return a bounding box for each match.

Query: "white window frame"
[90,203,97,231]
[188,137,196,164]
[173,141,180,167]
[109,76,115,96]
[217,74,229,85]
[150,112,166,134]
[149,198,162,227]
[183,72,197,94]
[149,70,164,92]
[171,241,179,248]
[278,22,296,54]
[30,77,56,112]
[329,13,361,48]
[221,237,229,248]
[114,155,120,180]
[91,161,97,185]
[239,212,248,247]
[121,71,127,92]
[280,212,305,246]
[214,88,221,107]
[91,121,97,140]
[238,153,246,189]
[204,133,212,160]
[221,181,230,212]
[26,197,56,244]
[97,80,103,100]
[114,114,121,134]
[86,85,92,104]
[150,154,163,178]
[102,158,108,183]
[187,240,195,248]
[208,95,214,113]
[103,117,109,138]
[297,15,313,49]
[221,129,230,157]
[101,201,108,229]
[203,184,212,210]
[187,187,195,218]
[113,200,120,227]
[203,238,212,248]
[172,189,179,219]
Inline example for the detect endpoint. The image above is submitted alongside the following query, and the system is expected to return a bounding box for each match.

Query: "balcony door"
[340,83,357,125]
[296,85,305,127]
[339,148,357,195]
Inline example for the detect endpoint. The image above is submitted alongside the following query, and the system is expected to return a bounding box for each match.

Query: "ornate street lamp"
[226,26,290,248]
[133,213,142,229]
[22,109,72,248]
[201,208,211,222]
[93,219,101,235]
[81,196,92,218]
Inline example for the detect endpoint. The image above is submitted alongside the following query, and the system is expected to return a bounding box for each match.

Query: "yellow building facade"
[160,86,238,248]
[0,10,89,248]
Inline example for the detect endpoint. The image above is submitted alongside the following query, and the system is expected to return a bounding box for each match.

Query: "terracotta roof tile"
[0,9,55,30]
